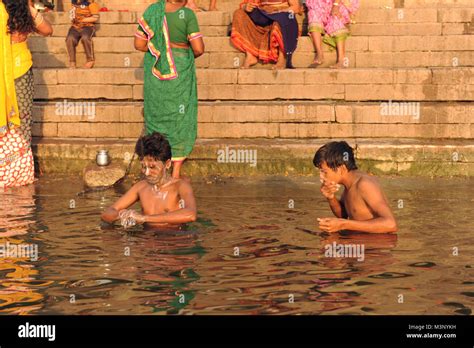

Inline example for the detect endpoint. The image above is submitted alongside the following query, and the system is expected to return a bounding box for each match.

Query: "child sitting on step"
[66,0,100,69]
[305,0,359,68]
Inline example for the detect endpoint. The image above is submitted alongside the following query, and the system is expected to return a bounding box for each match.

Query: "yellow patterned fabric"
[0,1,20,137]
[12,41,33,79]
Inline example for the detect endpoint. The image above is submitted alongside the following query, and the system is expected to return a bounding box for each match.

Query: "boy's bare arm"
[327,196,345,218]
[319,179,397,233]
[139,181,197,224]
[321,181,346,218]
[101,183,141,223]
[343,179,397,233]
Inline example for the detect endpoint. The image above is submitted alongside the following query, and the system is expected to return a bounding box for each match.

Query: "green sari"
[137,1,202,161]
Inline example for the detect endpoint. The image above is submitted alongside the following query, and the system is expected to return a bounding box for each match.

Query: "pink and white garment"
[0,130,34,189]
[0,70,35,189]
[306,0,359,38]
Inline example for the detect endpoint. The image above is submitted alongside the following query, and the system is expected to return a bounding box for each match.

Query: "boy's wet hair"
[313,141,358,171]
[135,132,172,162]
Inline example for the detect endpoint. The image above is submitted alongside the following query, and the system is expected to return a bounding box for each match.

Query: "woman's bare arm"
[189,36,204,58]
[29,4,53,36]
[134,36,148,52]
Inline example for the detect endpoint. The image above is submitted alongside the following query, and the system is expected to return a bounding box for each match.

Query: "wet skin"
[101,156,197,229]
[318,161,398,234]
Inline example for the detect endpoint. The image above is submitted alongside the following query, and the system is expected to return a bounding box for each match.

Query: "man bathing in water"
[101,132,197,228]
[313,141,397,234]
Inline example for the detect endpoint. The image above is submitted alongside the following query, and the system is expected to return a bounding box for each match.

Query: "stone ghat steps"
[31,9,473,69]
[32,137,474,176]
[37,8,474,38]
[41,11,230,37]
[32,67,474,102]
[217,0,474,17]
[31,100,473,139]
[42,11,228,25]
[41,8,473,27]
[31,49,473,69]
[52,0,474,12]
[30,35,474,69]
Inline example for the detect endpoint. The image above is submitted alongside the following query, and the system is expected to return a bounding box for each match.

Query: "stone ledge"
[32,137,474,177]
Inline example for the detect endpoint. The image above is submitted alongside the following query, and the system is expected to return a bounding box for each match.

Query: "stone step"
[42,10,230,26]
[48,22,472,39]
[40,8,473,27]
[29,35,474,69]
[47,23,228,37]
[31,100,473,139]
[31,49,473,69]
[32,100,473,124]
[30,49,473,70]
[32,137,474,176]
[30,35,474,53]
[52,0,474,12]
[32,67,474,102]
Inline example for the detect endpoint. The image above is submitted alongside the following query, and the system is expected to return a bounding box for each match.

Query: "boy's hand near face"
[318,172,346,220]
[320,180,339,200]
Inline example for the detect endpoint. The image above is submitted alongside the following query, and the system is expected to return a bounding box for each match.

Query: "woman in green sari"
[135,0,204,179]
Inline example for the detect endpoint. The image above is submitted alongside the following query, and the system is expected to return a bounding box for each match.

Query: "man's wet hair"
[135,132,172,162]
[313,141,358,171]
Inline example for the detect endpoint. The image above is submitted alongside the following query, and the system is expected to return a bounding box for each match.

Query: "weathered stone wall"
[31,3,474,175]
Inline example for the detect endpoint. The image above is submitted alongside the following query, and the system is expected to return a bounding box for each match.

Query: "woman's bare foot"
[309,56,324,68]
[272,52,286,70]
[84,60,95,69]
[330,61,346,69]
[69,62,77,69]
[172,160,184,179]
[242,53,258,68]
[209,0,218,12]
[272,62,285,70]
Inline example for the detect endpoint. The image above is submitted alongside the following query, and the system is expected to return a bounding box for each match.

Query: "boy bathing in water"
[101,132,197,228]
[313,141,397,233]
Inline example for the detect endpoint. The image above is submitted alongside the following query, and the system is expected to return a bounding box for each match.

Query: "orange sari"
[230,0,285,64]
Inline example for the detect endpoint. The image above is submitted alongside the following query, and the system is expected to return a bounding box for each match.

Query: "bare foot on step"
[242,53,258,68]
[309,56,324,68]
[330,61,346,69]
[84,61,95,69]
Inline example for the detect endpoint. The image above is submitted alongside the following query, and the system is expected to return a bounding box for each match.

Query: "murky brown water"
[0,175,472,315]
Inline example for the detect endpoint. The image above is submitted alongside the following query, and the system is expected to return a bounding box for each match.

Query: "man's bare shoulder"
[131,180,149,192]
[356,173,383,193]
[175,177,193,191]
[354,174,388,205]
